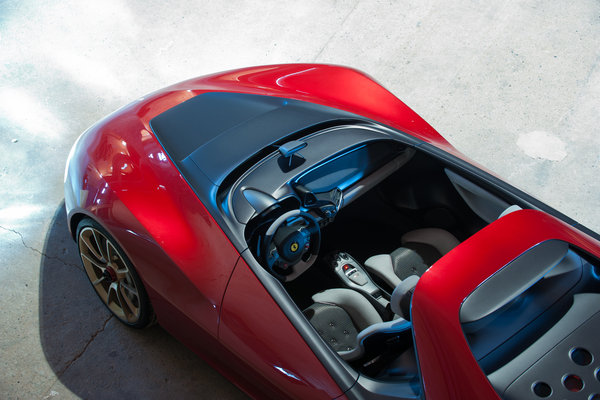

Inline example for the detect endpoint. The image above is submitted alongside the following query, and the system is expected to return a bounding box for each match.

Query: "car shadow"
[39,202,247,399]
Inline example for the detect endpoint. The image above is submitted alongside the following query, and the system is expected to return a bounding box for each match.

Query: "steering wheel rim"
[262,210,321,281]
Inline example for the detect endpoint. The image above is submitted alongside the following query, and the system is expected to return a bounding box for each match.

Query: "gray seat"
[364,228,460,289]
[303,282,417,361]
[303,289,382,359]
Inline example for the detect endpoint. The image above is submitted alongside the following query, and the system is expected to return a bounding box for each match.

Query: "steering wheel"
[261,210,321,281]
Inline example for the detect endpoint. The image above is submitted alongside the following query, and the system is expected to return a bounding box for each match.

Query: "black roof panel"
[150,92,357,187]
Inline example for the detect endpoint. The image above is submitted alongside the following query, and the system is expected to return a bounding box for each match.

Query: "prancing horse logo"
[290,242,299,252]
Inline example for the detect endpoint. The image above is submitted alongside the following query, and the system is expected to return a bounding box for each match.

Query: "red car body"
[64,64,600,399]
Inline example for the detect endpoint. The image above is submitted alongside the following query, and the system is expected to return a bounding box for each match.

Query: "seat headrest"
[498,204,522,219]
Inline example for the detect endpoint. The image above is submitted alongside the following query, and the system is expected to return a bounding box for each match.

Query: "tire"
[76,218,154,328]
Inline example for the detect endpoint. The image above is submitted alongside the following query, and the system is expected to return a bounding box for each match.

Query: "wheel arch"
[68,211,88,240]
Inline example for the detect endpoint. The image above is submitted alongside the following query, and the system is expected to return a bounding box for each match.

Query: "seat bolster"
[357,318,411,343]
[339,318,411,361]
[401,228,460,255]
[390,275,420,319]
[312,289,383,330]
[364,254,402,289]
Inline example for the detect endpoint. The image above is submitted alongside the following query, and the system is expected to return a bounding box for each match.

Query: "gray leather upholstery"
[303,303,359,352]
[360,254,401,289]
[339,317,411,360]
[401,228,459,255]
[390,275,420,319]
[311,288,383,330]
[364,228,459,290]
[306,284,418,361]
[306,228,459,361]
[305,288,383,361]
[390,247,429,280]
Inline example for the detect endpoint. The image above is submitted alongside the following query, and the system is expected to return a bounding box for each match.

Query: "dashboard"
[226,123,412,225]
[218,122,415,281]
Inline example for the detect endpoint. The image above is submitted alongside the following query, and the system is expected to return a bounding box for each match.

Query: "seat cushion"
[304,288,383,357]
[303,303,359,352]
[311,288,383,330]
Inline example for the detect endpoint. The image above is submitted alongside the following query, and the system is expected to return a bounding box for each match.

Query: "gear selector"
[331,252,388,307]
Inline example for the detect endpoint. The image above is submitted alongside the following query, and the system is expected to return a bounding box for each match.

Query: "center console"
[330,252,389,308]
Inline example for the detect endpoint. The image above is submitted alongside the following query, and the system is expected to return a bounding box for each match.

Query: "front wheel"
[76,218,154,328]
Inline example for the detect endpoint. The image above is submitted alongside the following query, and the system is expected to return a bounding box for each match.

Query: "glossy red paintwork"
[65,105,240,339]
[219,257,346,399]
[64,64,458,340]
[411,209,600,400]
[68,64,444,398]
[166,64,453,149]
[65,64,599,399]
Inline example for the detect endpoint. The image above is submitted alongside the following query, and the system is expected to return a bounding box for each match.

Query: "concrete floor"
[1,1,598,398]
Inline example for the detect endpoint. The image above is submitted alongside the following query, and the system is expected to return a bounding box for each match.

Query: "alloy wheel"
[78,226,141,324]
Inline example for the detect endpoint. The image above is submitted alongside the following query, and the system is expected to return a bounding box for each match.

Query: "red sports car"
[64,64,600,399]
